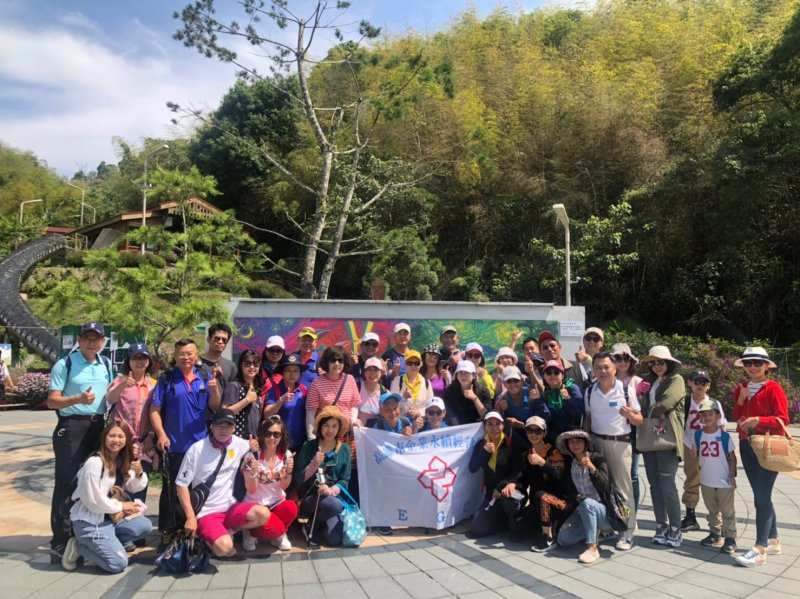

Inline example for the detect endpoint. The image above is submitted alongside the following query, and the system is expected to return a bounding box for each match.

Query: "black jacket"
[469,434,524,501]
[515,444,570,499]
[444,381,492,425]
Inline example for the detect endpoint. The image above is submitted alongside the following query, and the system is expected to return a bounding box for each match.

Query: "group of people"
[45,320,790,574]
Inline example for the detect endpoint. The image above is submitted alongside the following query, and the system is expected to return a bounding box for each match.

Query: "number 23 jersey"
[697,430,733,488]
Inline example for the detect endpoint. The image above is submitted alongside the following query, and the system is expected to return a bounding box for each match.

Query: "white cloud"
[0,20,243,175]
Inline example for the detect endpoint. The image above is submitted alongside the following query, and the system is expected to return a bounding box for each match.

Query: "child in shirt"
[422,397,448,431]
[371,392,413,436]
[695,399,737,554]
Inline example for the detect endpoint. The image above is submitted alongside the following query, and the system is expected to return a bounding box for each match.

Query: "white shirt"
[176,435,250,519]
[359,384,381,418]
[683,395,727,448]
[586,379,641,436]
[243,452,290,507]
[70,456,147,524]
[697,430,733,488]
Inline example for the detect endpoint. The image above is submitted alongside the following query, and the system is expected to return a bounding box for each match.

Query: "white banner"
[354,423,484,529]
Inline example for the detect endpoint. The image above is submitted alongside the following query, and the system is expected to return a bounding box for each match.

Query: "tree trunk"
[318,162,358,299]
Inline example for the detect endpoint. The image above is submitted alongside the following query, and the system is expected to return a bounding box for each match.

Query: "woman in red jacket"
[731,347,789,567]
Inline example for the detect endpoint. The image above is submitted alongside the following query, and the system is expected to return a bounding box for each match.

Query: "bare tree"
[172,0,430,298]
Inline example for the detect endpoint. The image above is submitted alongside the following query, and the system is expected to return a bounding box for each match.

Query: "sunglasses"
[426,409,443,416]
[584,335,602,343]
[506,379,522,384]
[466,352,482,359]
[612,354,630,363]
[267,347,283,353]
[406,361,421,367]
[543,369,562,376]
[541,342,559,350]
[329,358,344,364]
[742,359,766,367]
[525,428,544,434]
[262,431,282,439]
[212,336,229,343]
[362,341,379,347]
[651,360,667,367]
[242,360,260,367]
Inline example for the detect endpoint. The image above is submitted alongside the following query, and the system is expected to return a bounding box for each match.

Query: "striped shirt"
[306,373,360,419]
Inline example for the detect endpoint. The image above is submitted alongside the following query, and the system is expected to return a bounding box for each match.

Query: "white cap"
[425,397,445,412]
[363,357,386,372]
[483,411,503,423]
[266,335,285,350]
[502,366,523,382]
[495,346,518,363]
[361,332,380,344]
[393,322,411,334]
[465,342,483,354]
[454,360,476,375]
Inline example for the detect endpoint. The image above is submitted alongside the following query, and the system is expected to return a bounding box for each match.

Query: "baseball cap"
[689,370,711,384]
[483,411,503,423]
[496,346,518,362]
[584,327,604,341]
[266,335,285,350]
[502,366,523,382]
[440,325,457,335]
[425,397,445,412]
[697,399,720,413]
[211,408,236,425]
[454,360,476,375]
[80,322,105,336]
[128,342,149,358]
[538,330,557,346]
[465,342,483,355]
[361,332,380,344]
[379,391,404,405]
[405,349,422,363]
[298,326,317,340]
[393,322,411,334]
[525,416,547,431]
[363,356,385,372]
[542,359,565,373]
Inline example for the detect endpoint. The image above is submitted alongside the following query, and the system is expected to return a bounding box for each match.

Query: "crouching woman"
[61,423,151,573]
[554,430,627,564]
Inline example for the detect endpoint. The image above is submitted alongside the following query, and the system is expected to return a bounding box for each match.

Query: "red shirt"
[731,379,789,440]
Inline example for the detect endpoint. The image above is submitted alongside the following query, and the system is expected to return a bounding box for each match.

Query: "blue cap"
[80,322,105,336]
[128,342,150,358]
[379,391,403,405]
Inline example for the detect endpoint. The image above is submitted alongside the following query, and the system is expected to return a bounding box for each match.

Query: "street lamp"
[141,143,169,255]
[552,203,571,307]
[66,181,87,226]
[19,199,44,224]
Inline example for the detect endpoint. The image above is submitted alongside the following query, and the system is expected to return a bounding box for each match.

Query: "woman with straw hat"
[639,345,686,548]
[731,347,789,567]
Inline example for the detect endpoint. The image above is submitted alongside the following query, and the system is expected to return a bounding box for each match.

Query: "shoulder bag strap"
[202,448,227,489]
[332,375,348,406]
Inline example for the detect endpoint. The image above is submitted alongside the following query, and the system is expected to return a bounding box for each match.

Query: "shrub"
[142,253,166,269]
[14,372,50,407]
[246,279,295,299]
[64,250,84,267]
[606,328,800,423]
[119,252,143,267]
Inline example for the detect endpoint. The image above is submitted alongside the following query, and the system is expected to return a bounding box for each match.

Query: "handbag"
[155,532,210,574]
[749,420,800,472]
[636,413,677,452]
[337,486,367,547]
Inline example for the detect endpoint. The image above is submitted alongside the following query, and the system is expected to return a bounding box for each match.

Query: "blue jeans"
[72,516,152,573]
[631,451,641,511]
[740,440,779,546]
[557,498,609,546]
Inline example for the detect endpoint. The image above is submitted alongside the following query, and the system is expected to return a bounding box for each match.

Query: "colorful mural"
[233,317,560,362]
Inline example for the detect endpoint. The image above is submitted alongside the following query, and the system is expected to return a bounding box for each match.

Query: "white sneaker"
[242,530,257,552]
[61,537,79,571]
[270,533,292,551]
[767,539,782,555]
[734,548,766,567]
[578,546,600,564]
[615,537,633,551]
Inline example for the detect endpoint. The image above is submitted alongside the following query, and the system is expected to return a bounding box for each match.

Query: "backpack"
[694,429,731,457]
[58,352,114,417]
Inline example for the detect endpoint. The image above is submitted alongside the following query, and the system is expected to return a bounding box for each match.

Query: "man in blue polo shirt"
[149,338,221,541]
[47,322,114,558]
[292,326,320,388]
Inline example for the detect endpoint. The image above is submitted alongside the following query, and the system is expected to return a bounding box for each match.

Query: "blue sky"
[0,0,562,175]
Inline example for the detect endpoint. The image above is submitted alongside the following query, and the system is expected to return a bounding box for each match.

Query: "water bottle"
[316,467,327,486]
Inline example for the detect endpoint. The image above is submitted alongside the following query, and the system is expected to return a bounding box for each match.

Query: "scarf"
[402,374,424,403]
[210,435,233,450]
[543,377,576,411]
[487,432,505,471]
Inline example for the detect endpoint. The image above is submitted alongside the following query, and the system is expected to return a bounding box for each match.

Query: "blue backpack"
[694,429,732,456]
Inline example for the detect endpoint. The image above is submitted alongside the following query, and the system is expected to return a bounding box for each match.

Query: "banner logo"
[417,456,457,502]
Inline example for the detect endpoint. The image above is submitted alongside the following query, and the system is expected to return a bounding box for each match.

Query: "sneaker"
[734,547,766,567]
[270,533,292,551]
[531,536,555,553]
[376,526,393,536]
[652,524,669,545]
[665,527,683,548]
[615,537,633,551]
[721,538,737,554]
[700,533,723,548]
[61,537,79,571]
[242,530,257,552]
[767,539,782,555]
[578,546,600,564]
[680,511,700,532]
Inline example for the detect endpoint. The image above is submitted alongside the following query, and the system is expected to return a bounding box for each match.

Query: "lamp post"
[19,199,44,224]
[66,181,87,226]
[552,203,571,307]
[141,143,169,255]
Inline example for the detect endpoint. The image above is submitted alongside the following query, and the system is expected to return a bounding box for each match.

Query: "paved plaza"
[2,411,799,599]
